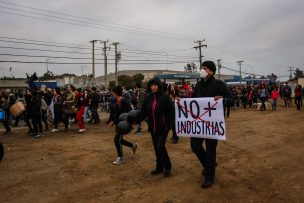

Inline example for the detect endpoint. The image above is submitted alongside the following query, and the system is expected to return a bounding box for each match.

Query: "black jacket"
[30,95,42,117]
[139,77,174,134]
[113,97,132,125]
[192,76,229,98]
[90,92,99,109]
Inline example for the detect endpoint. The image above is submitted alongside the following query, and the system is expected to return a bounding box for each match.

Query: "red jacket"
[271,90,280,100]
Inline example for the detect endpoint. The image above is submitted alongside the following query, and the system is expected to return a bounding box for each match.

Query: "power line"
[0,47,196,61]
[0,37,198,59]
[0,60,192,65]
[0,39,91,50]
[0,7,194,41]
[0,36,91,48]
[0,46,92,55]
[0,1,199,40]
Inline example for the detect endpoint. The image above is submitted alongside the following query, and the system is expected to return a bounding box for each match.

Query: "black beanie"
[201,61,216,73]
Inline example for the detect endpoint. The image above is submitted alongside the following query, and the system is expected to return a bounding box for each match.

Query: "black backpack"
[130,91,138,107]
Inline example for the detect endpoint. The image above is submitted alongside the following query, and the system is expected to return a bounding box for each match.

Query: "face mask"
[200,68,207,78]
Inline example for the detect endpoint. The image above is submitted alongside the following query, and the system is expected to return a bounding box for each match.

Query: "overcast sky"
[0,0,303,80]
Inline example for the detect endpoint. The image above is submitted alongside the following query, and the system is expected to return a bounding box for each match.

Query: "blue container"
[0,111,5,121]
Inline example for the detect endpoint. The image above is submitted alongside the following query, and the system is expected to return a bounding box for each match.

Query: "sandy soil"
[0,100,304,203]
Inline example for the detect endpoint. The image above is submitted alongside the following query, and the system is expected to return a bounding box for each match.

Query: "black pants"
[260,97,266,111]
[54,112,63,129]
[32,115,42,134]
[24,111,33,132]
[91,107,100,123]
[224,106,231,117]
[171,125,179,141]
[2,112,11,132]
[295,96,302,110]
[242,97,247,109]
[151,131,171,171]
[191,137,218,181]
[63,113,73,129]
[2,120,11,132]
[114,130,133,157]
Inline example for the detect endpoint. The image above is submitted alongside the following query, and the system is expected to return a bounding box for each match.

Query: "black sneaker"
[164,169,171,177]
[150,169,163,176]
[4,130,12,135]
[26,131,33,135]
[201,179,214,189]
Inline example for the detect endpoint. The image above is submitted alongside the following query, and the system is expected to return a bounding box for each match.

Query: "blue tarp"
[34,81,57,89]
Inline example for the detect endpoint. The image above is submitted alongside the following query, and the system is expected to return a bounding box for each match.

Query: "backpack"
[129,91,138,108]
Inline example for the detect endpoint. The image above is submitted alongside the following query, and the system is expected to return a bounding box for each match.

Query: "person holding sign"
[138,77,174,177]
[191,61,229,188]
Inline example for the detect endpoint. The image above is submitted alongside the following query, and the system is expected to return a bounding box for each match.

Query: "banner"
[175,98,226,140]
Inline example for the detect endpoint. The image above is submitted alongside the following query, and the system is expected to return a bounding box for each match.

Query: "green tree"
[293,68,304,79]
[108,80,116,90]
[118,75,135,88]
[40,71,55,80]
[132,73,144,85]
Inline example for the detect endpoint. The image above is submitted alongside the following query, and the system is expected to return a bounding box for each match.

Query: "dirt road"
[0,102,303,202]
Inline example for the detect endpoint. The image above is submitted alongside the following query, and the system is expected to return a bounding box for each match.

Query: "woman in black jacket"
[139,77,174,177]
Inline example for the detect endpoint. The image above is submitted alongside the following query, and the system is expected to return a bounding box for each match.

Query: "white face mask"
[200,68,207,78]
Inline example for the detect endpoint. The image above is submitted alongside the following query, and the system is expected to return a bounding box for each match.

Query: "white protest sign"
[175,97,226,140]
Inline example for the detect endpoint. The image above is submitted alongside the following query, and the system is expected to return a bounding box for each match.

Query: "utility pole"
[288,66,295,80]
[236,60,244,84]
[101,40,109,90]
[46,58,50,72]
[217,59,222,80]
[81,65,86,76]
[90,40,98,78]
[111,42,120,85]
[0,67,4,78]
[194,39,207,68]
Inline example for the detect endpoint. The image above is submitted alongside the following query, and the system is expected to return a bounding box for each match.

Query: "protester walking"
[112,86,137,165]
[294,85,302,110]
[138,77,174,177]
[63,85,75,131]
[271,87,280,111]
[51,87,64,132]
[75,88,86,132]
[191,61,229,188]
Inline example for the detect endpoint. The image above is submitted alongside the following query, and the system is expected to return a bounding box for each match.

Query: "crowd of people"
[224,82,303,113]
[0,60,303,189]
[0,86,112,137]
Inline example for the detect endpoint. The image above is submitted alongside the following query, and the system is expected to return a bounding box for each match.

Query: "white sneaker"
[78,129,86,133]
[51,129,58,132]
[113,157,125,165]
